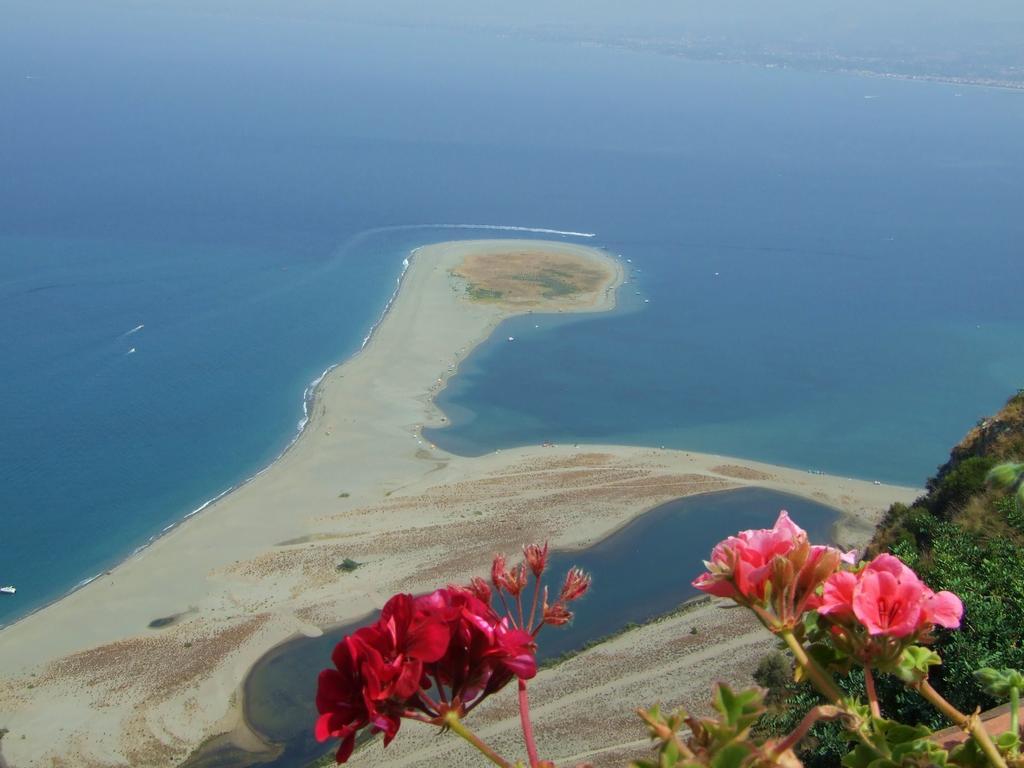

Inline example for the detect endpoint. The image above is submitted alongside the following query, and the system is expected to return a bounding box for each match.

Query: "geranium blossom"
[818,553,963,639]
[315,546,587,763]
[314,593,450,762]
[693,511,842,628]
[417,586,537,707]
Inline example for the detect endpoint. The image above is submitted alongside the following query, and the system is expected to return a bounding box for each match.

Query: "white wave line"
[296,250,415,432]
[123,324,144,336]
[432,224,596,238]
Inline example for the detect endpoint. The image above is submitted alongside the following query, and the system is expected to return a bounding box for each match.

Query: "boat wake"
[429,224,596,238]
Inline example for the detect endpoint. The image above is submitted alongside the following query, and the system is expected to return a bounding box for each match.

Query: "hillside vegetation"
[867,391,1024,719]
[759,390,1024,765]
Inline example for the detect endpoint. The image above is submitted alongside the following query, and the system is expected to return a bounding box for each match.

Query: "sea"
[2,5,1023,628]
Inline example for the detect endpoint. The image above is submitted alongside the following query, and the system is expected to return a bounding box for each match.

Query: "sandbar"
[0,240,918,768]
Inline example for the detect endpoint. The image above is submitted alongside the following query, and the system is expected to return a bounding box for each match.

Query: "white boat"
[0,586,15,595]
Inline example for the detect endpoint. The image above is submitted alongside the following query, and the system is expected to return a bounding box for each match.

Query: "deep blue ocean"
[2,4,1023,627]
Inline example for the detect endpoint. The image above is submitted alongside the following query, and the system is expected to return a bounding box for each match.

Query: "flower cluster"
[315,543,589,763]
[655,510,1024,768]
[815,552,963,667]
[313,510,1016,768]
[692,511,845,629]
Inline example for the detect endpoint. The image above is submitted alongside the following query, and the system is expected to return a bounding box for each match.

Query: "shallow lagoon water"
[200,488,837,768]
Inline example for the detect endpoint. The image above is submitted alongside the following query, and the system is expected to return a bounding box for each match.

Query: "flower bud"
[543,601,573,626]
[505,564,528,597]
[467,576,492,603]
[523,542,549,578]
[987,462,1024,488]
[560,567,591,602]
[491,553,509,590]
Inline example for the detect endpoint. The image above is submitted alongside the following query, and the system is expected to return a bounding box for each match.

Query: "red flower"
[418,587,537,708]
[314,636,371,763]
[314,593,450,762]
[316,549,582,762]
[505,564,529,597]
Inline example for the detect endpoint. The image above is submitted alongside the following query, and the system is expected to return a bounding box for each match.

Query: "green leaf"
[995,729,1020,753]
[807,640,853,675]
[842,745,895,768]
[893,645,942,683]
[660,738,680,765]
[948,738,990,768]
[709,742,752,768]
[883,722,934,746]
[710,683,764,732]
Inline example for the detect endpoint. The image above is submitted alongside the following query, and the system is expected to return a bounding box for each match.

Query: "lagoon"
[191,488,837,768]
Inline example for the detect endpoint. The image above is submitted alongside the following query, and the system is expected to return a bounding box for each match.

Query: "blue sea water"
[2,4,1024,627]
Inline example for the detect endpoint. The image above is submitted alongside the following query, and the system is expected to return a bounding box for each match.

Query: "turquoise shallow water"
[2,5,1024,627]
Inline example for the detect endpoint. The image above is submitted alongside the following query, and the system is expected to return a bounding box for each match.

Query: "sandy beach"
[0,239,920,768]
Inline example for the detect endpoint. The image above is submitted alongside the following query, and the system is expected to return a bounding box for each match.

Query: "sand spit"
[0,240,917,768]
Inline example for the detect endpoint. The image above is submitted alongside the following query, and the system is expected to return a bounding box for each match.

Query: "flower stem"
[444,711,512,768]
[779,629,844,703]
[863,667,881,719]
[518,678,541,768]
[773,705,841,755]
[916,679,1008,768]
[528,576,541,629]
[777,630,888,760]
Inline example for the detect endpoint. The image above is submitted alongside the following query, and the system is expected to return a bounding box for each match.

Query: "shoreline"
[0,231,569,632]
[0,239,918,768]
[0,247,419,634]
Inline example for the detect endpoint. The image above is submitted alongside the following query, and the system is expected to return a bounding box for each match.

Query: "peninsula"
[0,240,918,767]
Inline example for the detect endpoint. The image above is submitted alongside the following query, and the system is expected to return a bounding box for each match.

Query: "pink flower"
[818,554,963,640]
[693,511,803,601]
[693,511,841,628]
[816,570,858,621]
[923,588,964,629]
[852,556,926,638]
